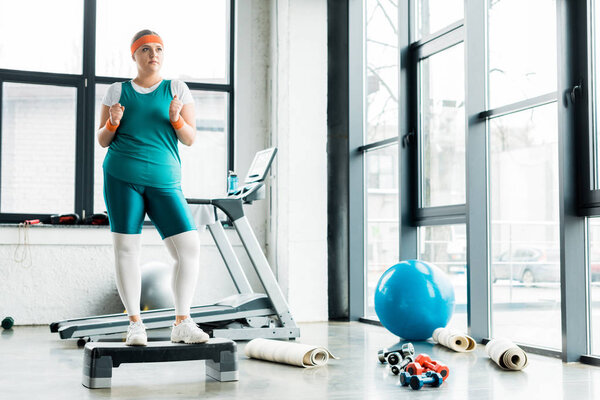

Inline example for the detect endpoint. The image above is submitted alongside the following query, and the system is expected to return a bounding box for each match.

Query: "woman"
[97,29,208,346]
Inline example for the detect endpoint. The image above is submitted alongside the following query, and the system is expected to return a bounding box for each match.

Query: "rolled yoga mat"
[244,338,338,367]
[432,327,476,352]
[485,338,529,370]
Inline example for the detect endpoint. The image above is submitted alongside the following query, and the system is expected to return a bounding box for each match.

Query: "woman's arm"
[170,97,197,146]
[97,105,115,148]
[97,103,124,148]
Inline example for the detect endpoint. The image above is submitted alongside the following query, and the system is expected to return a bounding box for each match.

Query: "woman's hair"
[131,29,161,46]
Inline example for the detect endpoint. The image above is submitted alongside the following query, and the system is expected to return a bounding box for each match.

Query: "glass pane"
[418,224,467,333]
[180,91,228,198]
[365,0,398,143]
[1,83,77,213]
[0,0,83,74]
[365,145,399,317]
[94,88,228,212]
[416,0,464,40]
[489,103,560,349]
[488,0,557,109]
[96,0,229,83]
[420,43,465,207]
[590,218,600,356]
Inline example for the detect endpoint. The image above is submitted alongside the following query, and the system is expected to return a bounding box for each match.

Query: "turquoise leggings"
[103,172,196,239]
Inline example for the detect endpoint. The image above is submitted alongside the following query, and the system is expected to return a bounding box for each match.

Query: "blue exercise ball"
[374,259,455,340]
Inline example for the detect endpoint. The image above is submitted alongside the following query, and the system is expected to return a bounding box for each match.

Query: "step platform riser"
[81,339,238,389]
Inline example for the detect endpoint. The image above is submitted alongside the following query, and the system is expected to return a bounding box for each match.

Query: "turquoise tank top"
[103,80,181,188]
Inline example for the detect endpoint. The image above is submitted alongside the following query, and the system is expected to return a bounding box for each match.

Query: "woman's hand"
[109,103,125,125]
[169,95,183,122]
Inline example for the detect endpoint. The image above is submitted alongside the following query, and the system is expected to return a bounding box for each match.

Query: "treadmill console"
[230,148,277,203]
[244,147,278,184]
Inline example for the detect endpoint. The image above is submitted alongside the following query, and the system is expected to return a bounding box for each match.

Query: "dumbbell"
[377,343,415,364]
[378,348,394,363]
[400,343,415,358]
[378,342,415,364]
[399,371,411,386]
[405,361,424,376]
[409,372,443,390]
[415,354,450,380]
[390,355,414,375]
[1,317,14,330]
[386,352,401,365]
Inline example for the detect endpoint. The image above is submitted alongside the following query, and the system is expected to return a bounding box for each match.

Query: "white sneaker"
[126,321,147,346]
[171,318,210,344]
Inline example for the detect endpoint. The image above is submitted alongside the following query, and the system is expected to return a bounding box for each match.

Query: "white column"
[269,0,328,322]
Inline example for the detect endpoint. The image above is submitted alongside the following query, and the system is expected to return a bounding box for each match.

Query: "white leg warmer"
[163,230,201,316]
[112,233,142,317]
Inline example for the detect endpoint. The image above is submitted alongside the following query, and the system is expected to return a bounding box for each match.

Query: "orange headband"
[130,34,164,55]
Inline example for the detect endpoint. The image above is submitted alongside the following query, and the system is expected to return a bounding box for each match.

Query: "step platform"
[82,338,238,389]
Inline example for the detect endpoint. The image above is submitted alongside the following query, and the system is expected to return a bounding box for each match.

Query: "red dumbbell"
[414,354,450,381]
[405,361,425,376]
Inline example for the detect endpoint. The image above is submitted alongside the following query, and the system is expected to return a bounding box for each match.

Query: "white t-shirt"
[101,79,194,107]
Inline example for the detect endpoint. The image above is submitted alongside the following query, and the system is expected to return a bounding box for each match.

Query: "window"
[362,0,400,317]
[0,0,234,222]
[419,43,465,207]
[365,145,399,317]
[418,224,467,332]
[1,83,77,213]
[0,0,84,74]
[489,104,560,349]
[486,0,560,349]
[96,0,229,84]
[350,0,600,363]
[180,91,229,199]
[366,0,399,143]
[415,0,463,39]
[585,0,600,203]
[412,7,466,330]
[588,218,600,356]
[488,0,557,109]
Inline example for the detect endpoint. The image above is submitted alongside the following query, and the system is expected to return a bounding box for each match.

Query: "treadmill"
[50,147,300,342]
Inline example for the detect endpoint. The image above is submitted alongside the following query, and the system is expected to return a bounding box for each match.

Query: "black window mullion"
[75,80,86,219]
[0,69,81,87]
[228,0,236,173]
[96,76,233,93]
[400,0,418,260]
[80,0,96,219]
[0,81,2,212]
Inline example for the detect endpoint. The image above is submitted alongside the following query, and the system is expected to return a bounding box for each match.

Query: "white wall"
[0,0,329,325]
[0,225,257,324]
[268,0,328,321]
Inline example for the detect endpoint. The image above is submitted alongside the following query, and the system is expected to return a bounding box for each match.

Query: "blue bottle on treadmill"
[228,171,238,195]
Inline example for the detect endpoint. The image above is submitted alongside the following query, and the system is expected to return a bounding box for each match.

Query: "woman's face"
[132,42,163,73]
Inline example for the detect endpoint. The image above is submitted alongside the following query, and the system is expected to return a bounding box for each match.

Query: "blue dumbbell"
[399,371,411,386]
[409,372,443,390]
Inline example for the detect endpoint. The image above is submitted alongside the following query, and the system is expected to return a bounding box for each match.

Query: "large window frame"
[0,0,235,223]
[565,0,600,366]
[348,0,599,365]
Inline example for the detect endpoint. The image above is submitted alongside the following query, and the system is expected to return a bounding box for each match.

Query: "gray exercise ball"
[140,261,173,311]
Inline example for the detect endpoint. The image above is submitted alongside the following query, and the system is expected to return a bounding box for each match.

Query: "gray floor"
[2,322,600,399]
